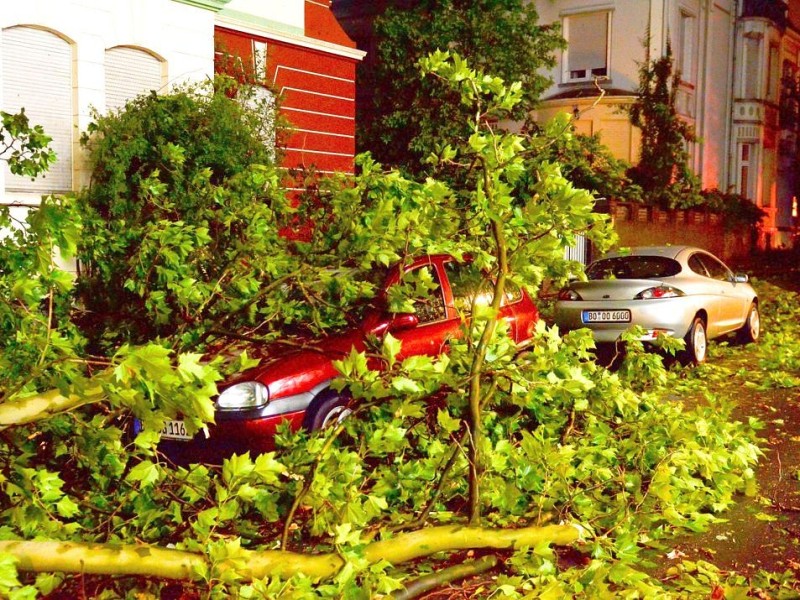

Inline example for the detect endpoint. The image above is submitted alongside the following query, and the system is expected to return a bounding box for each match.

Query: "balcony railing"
[742,0,788,29]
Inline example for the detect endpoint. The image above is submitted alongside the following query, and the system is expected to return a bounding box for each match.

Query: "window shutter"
[2,26,73,193]
[105,47,163,113]
[568,13,608,76]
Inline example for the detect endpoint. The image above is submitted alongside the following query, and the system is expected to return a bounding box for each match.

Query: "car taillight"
[558,288,582,301]
[634,285,684,300]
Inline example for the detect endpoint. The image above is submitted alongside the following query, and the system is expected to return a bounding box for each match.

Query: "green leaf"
[382,333,402,368]
[437,409,461,434]
[56,496,80,519]
[125,461,161,488]
[390,376,421,394]
[0,554,21,591]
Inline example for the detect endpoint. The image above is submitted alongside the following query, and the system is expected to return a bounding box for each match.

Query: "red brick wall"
[305,0,357,48]
[216,25,358,175]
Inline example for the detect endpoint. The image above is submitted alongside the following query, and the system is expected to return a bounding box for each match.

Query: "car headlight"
[558,288,583,301]
[216,381,269,410]
[634,285,684,300]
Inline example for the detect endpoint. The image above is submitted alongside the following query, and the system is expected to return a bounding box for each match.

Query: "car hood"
[220,326,370,401]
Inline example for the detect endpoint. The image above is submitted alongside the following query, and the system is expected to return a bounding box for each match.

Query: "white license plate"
[161,419,193,441]
[582,310,631,323]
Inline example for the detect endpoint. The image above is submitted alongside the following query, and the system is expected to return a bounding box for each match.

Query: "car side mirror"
[733,273,749,283]
[370,313,419,337]
[388,313,419,333]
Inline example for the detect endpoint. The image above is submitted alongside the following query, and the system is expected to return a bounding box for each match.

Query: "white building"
[535,0,800,248]
[1,0,363,221]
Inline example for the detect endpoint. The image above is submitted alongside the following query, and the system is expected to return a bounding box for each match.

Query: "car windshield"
[586,256,681,280]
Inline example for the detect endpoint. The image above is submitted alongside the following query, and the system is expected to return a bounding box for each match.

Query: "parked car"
[154,255,539,463]
[554,246,759,364]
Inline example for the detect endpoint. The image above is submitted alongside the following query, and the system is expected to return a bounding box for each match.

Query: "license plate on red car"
[582,310,631,324]
[161,419,193,441]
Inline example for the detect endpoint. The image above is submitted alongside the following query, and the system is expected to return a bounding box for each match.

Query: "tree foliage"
[627,42,700,209]
[0,109,56,178]
[537,129,643,204]
[74,78,293,352]
[779,66,800,202]
[360,0,564,175]
[0,56,774,598]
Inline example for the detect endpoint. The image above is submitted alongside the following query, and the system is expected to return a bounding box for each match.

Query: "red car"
[156,255,539,463]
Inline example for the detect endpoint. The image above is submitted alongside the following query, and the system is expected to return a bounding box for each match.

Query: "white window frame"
[737,142,757,201]
[562,11,611,84]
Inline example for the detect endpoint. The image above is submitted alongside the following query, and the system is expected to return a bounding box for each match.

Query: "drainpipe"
[726,0,739,193]
[695,0,711,181]
[649,0,666,58]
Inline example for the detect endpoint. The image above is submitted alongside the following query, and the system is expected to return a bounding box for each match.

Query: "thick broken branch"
[0,385,104,430]
[392,555,498,600]
[0,523,582,582]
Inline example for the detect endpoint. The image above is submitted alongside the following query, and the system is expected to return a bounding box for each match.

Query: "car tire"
[681,316,707,365]
[303,388,352,431]
[736,303,760,345]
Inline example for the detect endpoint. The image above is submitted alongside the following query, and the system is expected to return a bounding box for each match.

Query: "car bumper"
[554,298,695,343]
[156,411,305,465]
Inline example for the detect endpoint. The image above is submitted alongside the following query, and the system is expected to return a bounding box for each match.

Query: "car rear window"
[586,256,682,280]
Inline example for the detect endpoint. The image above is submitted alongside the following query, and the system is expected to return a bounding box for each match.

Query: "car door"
[444,260,519,340]
[695,253,748,334]
[389,261,461,358]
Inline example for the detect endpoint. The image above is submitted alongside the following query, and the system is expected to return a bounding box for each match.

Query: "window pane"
[767,45,779,100]
[688,254,709,277]
[105,47,163,113]
[568,12,608,76]
[2,26,73,193]
[745,37,760,97]
[404,266,446,324]
[679,12,695,83]
[740,165,749,197]
[586,256,681,280]
[697,255,730,281]
[447,262,493,316]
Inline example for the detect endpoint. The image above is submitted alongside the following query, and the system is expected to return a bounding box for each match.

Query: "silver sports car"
[554,246,760,363]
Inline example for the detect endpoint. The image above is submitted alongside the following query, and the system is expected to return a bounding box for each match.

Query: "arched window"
[105,46,163,112]
[2,26,73,194]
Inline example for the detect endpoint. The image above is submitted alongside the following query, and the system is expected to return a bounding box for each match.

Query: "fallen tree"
[0,56,764,598]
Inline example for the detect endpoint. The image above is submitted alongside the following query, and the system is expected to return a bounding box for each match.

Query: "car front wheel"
[681,317,707,365]
[736,303,760,344]
[302,388,352,431]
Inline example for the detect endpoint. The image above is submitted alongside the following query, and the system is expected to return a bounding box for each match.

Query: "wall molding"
[172,0,232,12]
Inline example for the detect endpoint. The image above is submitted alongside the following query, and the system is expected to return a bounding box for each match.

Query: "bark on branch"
[392,555,498,600]
[0,523,581,582]
[0,385,104,430]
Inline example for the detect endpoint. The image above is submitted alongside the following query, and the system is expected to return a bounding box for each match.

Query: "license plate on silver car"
[161,419,193,441]
[582,310,631,323]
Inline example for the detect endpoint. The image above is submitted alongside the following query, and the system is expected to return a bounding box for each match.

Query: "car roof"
[601,245,702,260]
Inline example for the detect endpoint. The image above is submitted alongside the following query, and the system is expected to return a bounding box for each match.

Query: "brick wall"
[600,200,754,263]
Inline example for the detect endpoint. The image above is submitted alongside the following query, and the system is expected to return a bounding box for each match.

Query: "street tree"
[627,42,700,208]
[360,0,564,175]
